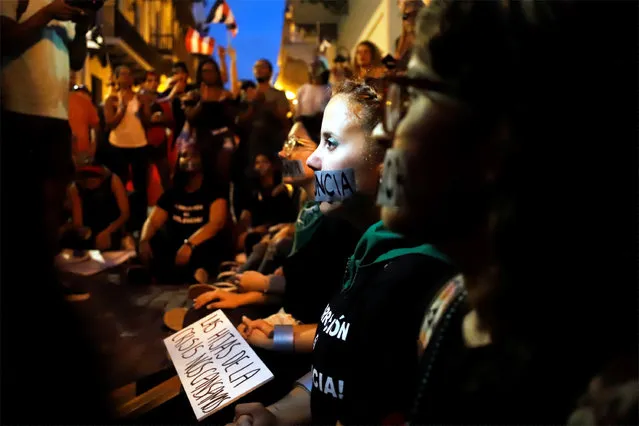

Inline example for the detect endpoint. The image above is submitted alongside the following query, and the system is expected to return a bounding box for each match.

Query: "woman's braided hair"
[332,79,386,163]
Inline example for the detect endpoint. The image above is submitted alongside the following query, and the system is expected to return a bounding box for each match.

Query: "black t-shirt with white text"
[310,254,456,425]
[156,184,226,245]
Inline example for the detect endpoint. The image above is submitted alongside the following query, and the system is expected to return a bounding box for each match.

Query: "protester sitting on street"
[157,82,385,424]
[61,154,130,251]
[191,113,323,286]
[137,143,232,284]
[188,104,364,328]
[235,153,298,255]
[227,80,457,426]
[230,113,322,269]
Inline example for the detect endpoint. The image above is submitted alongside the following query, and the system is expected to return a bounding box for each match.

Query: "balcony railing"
[284,22,338,45]
[151,34,174,54]
[301,0,348,15]
[100,2,172,75]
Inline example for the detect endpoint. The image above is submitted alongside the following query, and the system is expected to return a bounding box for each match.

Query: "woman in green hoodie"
[229,81,458,425]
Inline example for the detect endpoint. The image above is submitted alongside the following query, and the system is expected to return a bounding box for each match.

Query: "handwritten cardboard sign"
[164,310,274,421]
[377,149,407,207]
[314,169,357,202]
[282,159,305,178]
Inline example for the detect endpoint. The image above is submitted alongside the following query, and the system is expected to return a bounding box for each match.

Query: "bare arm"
[218,47,229,85]
[104,174,130,234]
[104,96,126,130]
[267,385,312,424]
[69,16,90,71]
[187,199,228,247]
[0,1,60,58]
[140,206,169,243]
[293,324,318,353]
[237,291,279,306]
[229,47,239,98]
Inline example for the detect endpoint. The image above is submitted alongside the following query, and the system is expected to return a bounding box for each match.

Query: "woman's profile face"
[381,53,492,242]
[356,44,373,67]
[279,122,317,185]
[307,95,379,201]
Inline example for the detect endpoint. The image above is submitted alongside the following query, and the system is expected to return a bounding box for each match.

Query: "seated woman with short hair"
[215,113,324,279]
[137,144,232,284]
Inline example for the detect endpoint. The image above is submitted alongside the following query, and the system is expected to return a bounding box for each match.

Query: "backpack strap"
[417,274,466,358]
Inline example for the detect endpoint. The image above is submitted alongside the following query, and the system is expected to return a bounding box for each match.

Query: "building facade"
[276,0,402,98]
[77,0,195,104]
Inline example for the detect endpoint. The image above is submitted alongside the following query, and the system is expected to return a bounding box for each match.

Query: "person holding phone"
[159,62,197,149]
[1,0,113,422]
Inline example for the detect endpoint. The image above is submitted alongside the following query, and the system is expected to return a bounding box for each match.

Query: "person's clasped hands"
[226,403,277,426]
[238,316,274,350]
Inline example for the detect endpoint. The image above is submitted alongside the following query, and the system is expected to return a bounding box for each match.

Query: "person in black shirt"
[62,162,130,250]
[228,81,457,426]
[181,58,236,184]
[235,152,297,254]
[373,1,637,424]
[138,143,232,283]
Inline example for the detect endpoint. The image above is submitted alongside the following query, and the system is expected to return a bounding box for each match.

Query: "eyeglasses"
[382,74,458,136]
[283,135,317,157]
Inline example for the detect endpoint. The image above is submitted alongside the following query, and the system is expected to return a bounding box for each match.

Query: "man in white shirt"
[1,0,90,253]
[0,0,112,423]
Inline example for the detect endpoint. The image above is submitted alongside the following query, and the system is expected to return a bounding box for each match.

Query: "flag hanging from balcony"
[185,27,215,56]
[206,0,239,36]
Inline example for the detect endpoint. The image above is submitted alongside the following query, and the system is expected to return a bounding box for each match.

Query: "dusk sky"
[193,0,286,83]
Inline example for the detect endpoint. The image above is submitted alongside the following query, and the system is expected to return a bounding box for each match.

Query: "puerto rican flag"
[206,0,239,36]
[185,27,215,56]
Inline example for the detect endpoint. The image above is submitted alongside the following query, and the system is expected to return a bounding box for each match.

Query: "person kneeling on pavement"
[137,143,232,284]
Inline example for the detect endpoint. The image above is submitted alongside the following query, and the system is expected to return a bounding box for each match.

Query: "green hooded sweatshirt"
[289,201,323,256]
[342,221,451,292]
